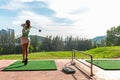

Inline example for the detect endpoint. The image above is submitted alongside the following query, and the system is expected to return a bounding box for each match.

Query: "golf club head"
[39,29,41,32]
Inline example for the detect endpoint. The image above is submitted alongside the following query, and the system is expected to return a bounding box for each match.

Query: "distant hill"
[91,36,106,43]
[29,35,107,43]
[29,35,45,42]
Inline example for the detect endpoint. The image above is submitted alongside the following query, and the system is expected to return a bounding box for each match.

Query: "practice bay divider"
[71,49,94,77]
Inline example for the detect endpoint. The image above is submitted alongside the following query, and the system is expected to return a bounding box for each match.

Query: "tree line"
[0,34,93,54]
[41,36,93,51]
[1,24,120,54]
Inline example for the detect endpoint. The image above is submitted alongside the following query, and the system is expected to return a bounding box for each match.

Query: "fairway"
[3,60,57,71]
[86,60,120,70]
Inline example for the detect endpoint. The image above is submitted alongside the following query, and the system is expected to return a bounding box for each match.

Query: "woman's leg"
[25,43,29,58]
[20,37,30,63]
[25,40,30,59]
[21,44,26,61]
[23,43,29,65]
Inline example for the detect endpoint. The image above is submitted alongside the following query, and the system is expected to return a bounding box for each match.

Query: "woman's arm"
[21,23,26,27]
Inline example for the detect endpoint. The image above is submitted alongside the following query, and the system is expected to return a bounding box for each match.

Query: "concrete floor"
[0,59,92,80]
[1,59,120,80]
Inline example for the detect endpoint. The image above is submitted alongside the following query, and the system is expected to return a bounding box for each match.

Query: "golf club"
[32,27,42,32]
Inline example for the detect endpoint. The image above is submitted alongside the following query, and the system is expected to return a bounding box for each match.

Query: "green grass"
[0,51,73,60]
[86,60,120,70]
[85,46,120,58]
[29,51,75,59]
[1,46,120,60]
[3,60,57,71]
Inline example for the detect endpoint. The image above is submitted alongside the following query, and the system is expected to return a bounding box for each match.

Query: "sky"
[0,0,120,39]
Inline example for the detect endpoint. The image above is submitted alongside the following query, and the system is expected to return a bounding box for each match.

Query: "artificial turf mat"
[86,60,120,70]
[3,60,57,71]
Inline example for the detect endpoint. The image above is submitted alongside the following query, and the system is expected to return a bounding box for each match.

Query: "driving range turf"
[86,60,120,70]
[3,60,57,71]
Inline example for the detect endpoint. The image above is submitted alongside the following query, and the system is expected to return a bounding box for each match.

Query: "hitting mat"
[86,60,120,70]
[3,60,57,71]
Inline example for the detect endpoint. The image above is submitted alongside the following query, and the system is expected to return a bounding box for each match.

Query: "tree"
[51,36,64,51]
[41,36,52,51]
[64,36,74,50]
[0,29,15,54]
[64,36,92,51]
[30,35,41,52]
[7,29,15,54]
[106,25,120,46]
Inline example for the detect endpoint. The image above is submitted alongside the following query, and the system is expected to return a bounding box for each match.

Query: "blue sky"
[0,0,120,39]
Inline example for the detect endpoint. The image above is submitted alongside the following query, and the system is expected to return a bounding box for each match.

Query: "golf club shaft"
[32,27,41,32]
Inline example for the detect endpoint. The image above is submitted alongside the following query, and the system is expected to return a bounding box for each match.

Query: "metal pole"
[72,49,74,62]
[71,49,75,65]
[90,56,94,77]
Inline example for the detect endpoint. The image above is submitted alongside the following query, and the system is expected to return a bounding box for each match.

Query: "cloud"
[46,0,89,27]
[30,7,56,17]
[0,0,47,10]
[1,0,120,39]
[20,0,47,3]
[13,10,53,25]
[0,0,25,10]
[48,0,88,19]
[1,0,74,26]
[70,7,89,15]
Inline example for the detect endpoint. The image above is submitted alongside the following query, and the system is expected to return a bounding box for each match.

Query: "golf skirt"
[20,37,30,45]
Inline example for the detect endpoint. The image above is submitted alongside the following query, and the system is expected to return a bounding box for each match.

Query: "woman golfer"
[20,20,31,65]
